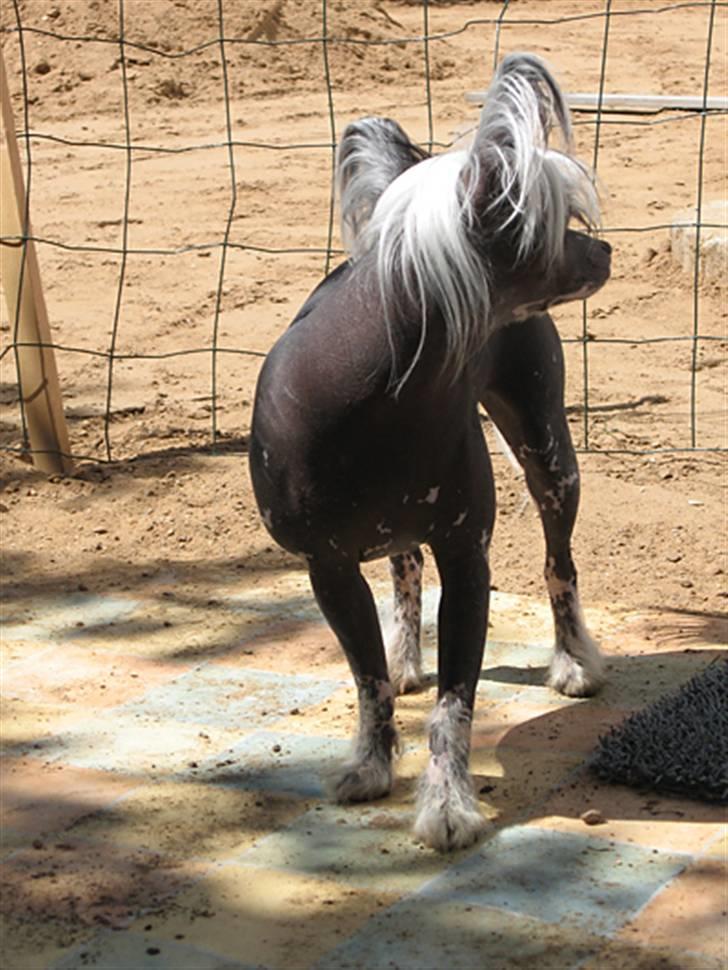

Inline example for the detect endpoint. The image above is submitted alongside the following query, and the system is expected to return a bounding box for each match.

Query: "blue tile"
[122,664,345,728]
[206,731,352,798]
[234,803,444,894]
[226,590,323,624]
[15,709,230,773]
[0,593,139,642]
[315,898,601,970]
[418,825,687,935]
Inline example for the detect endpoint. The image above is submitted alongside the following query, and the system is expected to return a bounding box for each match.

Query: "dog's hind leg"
[480,314,604,697]
[385,549,424,694]
[308,558,397,802]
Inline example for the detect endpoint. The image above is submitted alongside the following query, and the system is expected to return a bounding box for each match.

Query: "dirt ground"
[0,2,726,966]
[1,0,725,617]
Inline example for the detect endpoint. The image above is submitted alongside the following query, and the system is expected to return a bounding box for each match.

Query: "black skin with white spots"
[249,100,611,849]
[250,240,609,691]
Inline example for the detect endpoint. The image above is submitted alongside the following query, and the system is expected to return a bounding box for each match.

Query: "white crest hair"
[338,53,601,391]
[337,117,428,253]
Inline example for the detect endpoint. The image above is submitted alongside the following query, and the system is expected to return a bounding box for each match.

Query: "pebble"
[581,809,607,826]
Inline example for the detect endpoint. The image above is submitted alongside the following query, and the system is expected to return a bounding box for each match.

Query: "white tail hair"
[338,53,601,392]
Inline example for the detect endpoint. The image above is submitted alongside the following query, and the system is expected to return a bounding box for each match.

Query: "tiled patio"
[1,571,724,969]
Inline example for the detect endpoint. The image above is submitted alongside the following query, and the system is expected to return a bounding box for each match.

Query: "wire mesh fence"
[0,0,726,468]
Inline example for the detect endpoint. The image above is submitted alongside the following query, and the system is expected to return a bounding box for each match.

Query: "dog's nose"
[597,239,612,256]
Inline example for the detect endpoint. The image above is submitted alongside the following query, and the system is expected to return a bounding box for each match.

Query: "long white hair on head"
[470,52,601,264]
[337,117,429,253]
[338,54,601,392]
[363,149,487,390]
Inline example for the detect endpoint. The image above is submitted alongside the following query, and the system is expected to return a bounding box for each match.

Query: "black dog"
[249,54,611,851]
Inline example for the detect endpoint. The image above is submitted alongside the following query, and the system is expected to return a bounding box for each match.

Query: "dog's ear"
[337,117,429,251]
[463,53,599,264]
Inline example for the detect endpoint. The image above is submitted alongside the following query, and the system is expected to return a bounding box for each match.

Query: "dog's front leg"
[480,314,604,697]
[414,536,490,851]
[309,558,397,802]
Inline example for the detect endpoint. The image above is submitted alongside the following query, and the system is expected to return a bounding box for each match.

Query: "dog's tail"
[337,117,429,252]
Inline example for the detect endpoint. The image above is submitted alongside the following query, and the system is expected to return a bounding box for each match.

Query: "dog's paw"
[414,794,485,852]
[414,767,485,852]
[548,643,605,697]
[334,757,392,803]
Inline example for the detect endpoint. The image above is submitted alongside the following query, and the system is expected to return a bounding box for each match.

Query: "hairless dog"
[250,53,611,851]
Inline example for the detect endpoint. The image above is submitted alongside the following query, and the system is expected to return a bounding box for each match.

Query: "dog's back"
[249,256,486,564]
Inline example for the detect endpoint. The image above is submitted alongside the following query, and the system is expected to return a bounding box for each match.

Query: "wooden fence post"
[0,48,73,475]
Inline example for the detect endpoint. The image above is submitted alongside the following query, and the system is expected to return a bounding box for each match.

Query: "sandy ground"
[1,0,725,616]
[0,1,726,965]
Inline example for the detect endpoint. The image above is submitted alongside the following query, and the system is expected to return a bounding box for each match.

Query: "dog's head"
[336,54,611,387]
[465,53,610,321]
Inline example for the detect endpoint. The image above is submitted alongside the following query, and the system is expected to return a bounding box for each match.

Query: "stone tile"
[198,731,352,799]
[225,588,324,626]
[209,617,347,680]
[316,899,605,970]
[21,711,242,776]
[705,829,727,859]
[0,640,57,672]
[2,644,185,710]
[486,592,555,645]
[127,866,400,969]
[0,594,140,644]
[479,640,554,690]
[529,772,726,853]
[65,598,264,661]
[618,857,726,959]
[470,748,584,823]
[472,700,626,754]
[596,648,726,708]
[67,781,310,863]
[121,663,345,729]
[0,757,139,843]
[233,803,451,894]
[419,825,687,936]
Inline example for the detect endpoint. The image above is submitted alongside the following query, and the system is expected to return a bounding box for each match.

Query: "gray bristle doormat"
[588,659,727,804]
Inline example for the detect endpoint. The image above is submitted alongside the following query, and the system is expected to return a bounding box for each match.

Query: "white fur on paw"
[548,643,605,697]
[414,789,485,852]
[334,757,392,803]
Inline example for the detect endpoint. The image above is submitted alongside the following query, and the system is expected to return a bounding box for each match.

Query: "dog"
[249,53,611,851]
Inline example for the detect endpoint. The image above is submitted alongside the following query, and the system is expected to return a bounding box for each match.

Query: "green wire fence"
[0,0,725,467]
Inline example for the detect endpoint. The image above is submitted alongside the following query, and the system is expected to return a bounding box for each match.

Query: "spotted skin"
[479,313,604,697]
[249,105,610,851]
[386,549,424,694]
[415,687,485,851]
[336,676,397,802]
